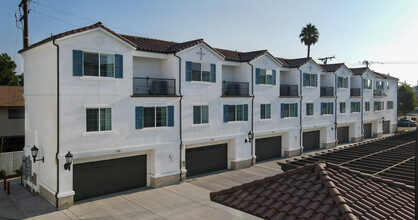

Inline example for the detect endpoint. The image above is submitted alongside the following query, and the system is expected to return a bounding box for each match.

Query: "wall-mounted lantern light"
[31,145,44,163]
[64,151,73,171]
[245,131,254,143]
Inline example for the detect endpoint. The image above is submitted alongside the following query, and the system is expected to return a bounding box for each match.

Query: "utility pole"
[18,0,29,49]
[318,56,335,64]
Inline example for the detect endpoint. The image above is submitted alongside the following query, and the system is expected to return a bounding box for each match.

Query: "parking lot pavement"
[0,160,283,220]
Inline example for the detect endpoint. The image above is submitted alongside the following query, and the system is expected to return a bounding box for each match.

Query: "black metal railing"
[373,89,383,97]
[350,88,361,97]
[222,81,249,96]
[133,77,176,96]
[280,84,298,96]
[320,87,334,97]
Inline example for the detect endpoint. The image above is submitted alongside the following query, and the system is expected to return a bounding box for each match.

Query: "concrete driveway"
[0,160,282,220]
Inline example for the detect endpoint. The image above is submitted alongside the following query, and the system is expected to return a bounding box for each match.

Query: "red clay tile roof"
[216,48,273,62]
[349,67,368,76]
[0,86,24,107]
[277,57,326,72]
[320,63,345,72]
[373,71,399,81]
[18,22,137,53]
[210,162,415,220]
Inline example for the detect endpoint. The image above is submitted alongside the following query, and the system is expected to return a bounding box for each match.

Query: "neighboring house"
[19,22,398,208]
[210,162,415,219]
[0,86,24,152]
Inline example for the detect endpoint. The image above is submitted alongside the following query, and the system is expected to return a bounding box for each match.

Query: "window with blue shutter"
[73,50,83,76]
[223,105,228,123]
[255,68,260,84]
[168,106,174,127]
[186,61,192,81]
[244,104,248,121]
[210,64,216,83]
[295,103,298,117]
[115,54,123,78]
[272,70,276,85]
[280,103,284,118]
[303,73,307,86]
[135,106,143,129]
[313,74,318,87]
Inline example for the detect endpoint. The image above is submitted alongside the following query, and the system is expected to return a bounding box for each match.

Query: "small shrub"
[15,168,22,175]
[0,170,5,178]
[412,117,417,121]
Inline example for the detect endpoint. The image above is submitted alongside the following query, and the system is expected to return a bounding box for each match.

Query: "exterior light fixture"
[245,131,254,143]
[31,145,44,163]
[64,151,73,171]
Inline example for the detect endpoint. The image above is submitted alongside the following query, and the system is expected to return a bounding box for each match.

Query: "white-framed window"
[303,73,317,87]
[351,102,360,113]
[375,81,383,90]
[338,77,348,88]
[321,102,334,115]
[387,101,394,109]
[8,109,24,119]
[374,101,382,111]
[260,104,271,119]
[228,105,245,122]
[259,69,273,85]
[193,106,209,124]
[282,103,298,118]
[365,102,370,112]
[306,103,314,116]
[143,106,168,128]
[83,52,115,77]
[340,102,346,114]
[86,108,111,132]
[191,62,211,82]
[364,79,372,89]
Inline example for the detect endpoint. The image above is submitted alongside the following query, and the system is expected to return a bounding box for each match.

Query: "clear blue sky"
[1,0,417,84]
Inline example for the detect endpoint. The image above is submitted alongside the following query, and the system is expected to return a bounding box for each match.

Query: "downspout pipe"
[333,72,338,146]
[360,75,364,140]
[247,62,255,165]
[52,38,60,209]
[299,69,303,155]
[174,53,183,182]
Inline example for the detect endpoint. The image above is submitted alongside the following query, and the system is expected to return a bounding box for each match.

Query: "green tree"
[0,53,19,85]
[398,82,416,116]
[299,23,319,58]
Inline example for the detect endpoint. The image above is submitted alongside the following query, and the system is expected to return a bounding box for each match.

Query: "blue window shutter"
[115,54,123,78]
[186,61,192,81]
[295,103,298,117]
[73,50,83,76]
[321,103,324,115]
[281,103,284,118]
[168,106,174,127]
[244,104,248,121]
[135,106,143,129]
[363,79,365,89]
[223,105,228,123]
[331,103,334,114]
[337,77,340,88]
[272,70,276,85]
[303,73,306,86]
[210,64,216,83]
[255,68,260,84]
[314,74,318,87]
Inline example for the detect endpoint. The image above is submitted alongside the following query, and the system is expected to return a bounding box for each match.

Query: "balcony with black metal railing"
[373,89,383,97]
[280,84,299,97]
[320,87,334,97]
[132,77,177,96]
[222,81,250,97]
[350,88,361,97]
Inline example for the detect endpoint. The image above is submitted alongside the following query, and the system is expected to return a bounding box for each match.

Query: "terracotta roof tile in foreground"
[210,162,415,220]
[0,86,24,107]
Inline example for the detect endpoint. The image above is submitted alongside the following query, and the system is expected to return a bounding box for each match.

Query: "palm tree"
[299,23,319,58]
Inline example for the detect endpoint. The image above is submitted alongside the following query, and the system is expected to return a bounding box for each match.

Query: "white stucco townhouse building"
[19,22,398,209]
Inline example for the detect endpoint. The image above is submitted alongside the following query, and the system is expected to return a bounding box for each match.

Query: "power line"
[32,9,80,27]
[30,0,143,36]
